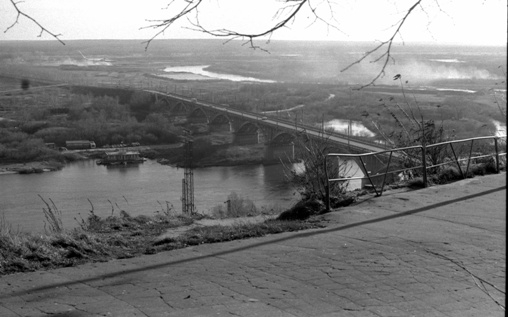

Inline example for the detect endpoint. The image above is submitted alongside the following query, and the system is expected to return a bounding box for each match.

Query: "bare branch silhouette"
[4,0,429,86]
[341,0,422,89]
[141,0,424,87]
[5,0,65,45]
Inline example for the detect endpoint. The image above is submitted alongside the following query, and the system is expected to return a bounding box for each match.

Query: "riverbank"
[1,173,503,317]
[149,143,269,168]
[0,205,323,275]
[0,161,65,175]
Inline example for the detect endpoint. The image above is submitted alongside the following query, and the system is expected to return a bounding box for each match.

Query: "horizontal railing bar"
[325,136,507,203]
[427,135,506,148]
[329,152,504,184]
[327,145,422,158]
[328,165,425,183]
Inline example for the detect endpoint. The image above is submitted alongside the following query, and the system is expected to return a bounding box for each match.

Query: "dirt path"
[156,214,278,240]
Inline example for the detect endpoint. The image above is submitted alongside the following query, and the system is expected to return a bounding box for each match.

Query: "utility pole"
[348,119,351,148]
[181,131,195,214]
[321,114,325,138]
[225,199,231,215]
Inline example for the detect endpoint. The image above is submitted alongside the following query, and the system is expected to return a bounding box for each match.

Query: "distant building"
[65,140,96,150]
[97,150,145,165]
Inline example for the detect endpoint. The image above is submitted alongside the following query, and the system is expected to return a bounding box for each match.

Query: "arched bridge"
[146,90,396,179]
[148,90,385,149]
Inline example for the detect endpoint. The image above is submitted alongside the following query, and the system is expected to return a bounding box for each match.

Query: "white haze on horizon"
[353,59,503,85]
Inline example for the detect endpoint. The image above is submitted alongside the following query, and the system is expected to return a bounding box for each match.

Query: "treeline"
[218,82,503,140]
[0,89,181,163]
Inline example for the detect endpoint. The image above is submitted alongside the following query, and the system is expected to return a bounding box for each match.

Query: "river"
[158,65,276,83]
[324,119,376,137]
[0,160,300,232]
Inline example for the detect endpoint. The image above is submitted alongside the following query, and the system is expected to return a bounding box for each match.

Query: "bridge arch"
[208,114,231,132]
[236,122,259,134]
[233,122,259,145]
[170,101,189,116]
[270,132,296,145]
[265,132,296,162]
[158,98,171,107]
[210,114,230,125]
[187,107,209,124]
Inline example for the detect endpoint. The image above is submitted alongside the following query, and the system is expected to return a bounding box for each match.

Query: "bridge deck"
[147,90,387,153]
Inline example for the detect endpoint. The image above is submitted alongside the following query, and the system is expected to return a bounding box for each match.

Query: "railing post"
[494,137,500,173]
[421,145,428,187]
[464,139,474,178]
[449,143,465,179]
[324,155,331,212]
[325,184,330,212]
[379,151,393,196]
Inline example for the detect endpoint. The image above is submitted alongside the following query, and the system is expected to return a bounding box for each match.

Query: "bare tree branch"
[141,0,204,50]
[5,0,65,45]
[143,0,423,87]
[4,0,426,87]
[143,0,310,50]
[340,0,422,89]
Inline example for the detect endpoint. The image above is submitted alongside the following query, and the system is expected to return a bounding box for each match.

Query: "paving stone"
[0,305,22,317]
[0,173,505,317]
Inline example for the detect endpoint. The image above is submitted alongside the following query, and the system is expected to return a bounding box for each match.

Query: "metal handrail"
[324,135,507,211]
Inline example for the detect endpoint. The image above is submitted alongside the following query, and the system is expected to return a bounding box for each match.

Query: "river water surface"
[160,65,276,83]
[0,160,300,232]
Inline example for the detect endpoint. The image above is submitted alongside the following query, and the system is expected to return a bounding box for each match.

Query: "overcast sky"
[0,0,506,45]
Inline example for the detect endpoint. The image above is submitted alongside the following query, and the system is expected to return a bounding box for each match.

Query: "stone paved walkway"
[0,173,505,316]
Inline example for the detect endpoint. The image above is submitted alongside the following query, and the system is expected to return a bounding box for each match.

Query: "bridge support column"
[352,155,399,188]
[265,143,295,163]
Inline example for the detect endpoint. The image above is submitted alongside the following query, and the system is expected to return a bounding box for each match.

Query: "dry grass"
[0,202,324,276]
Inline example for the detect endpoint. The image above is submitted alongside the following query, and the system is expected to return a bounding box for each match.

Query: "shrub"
[277,200,324,221]
[211,192,258,218]
[329,194,357,209]
[407,177,426,189]
[283,137,351,202]
[436,166,462,184]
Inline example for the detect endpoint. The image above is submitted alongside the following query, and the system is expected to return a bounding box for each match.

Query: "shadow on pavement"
[2,185,505,299]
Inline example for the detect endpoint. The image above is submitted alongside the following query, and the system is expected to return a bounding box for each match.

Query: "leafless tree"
[5,0,441,87]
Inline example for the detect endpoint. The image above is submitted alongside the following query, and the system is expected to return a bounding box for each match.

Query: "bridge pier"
[345,155,400,188]
[209,114,232,133]
[265,142,295,163]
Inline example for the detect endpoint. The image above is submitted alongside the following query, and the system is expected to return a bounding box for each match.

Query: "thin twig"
[6,0,65,45]
[341,0,422,89]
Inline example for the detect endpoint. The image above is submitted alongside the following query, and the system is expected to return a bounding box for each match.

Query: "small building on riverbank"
[65,140,96,150]
[97,150,145,166]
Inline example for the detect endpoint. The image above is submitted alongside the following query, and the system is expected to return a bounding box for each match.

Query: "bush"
[436,166,463,184]
[211,192,258,218]
[329,194,357,209]
[407,177,426,189]
[277,200,324,221]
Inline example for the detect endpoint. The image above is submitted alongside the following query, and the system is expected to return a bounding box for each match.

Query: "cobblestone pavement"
[0,173,505,316]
